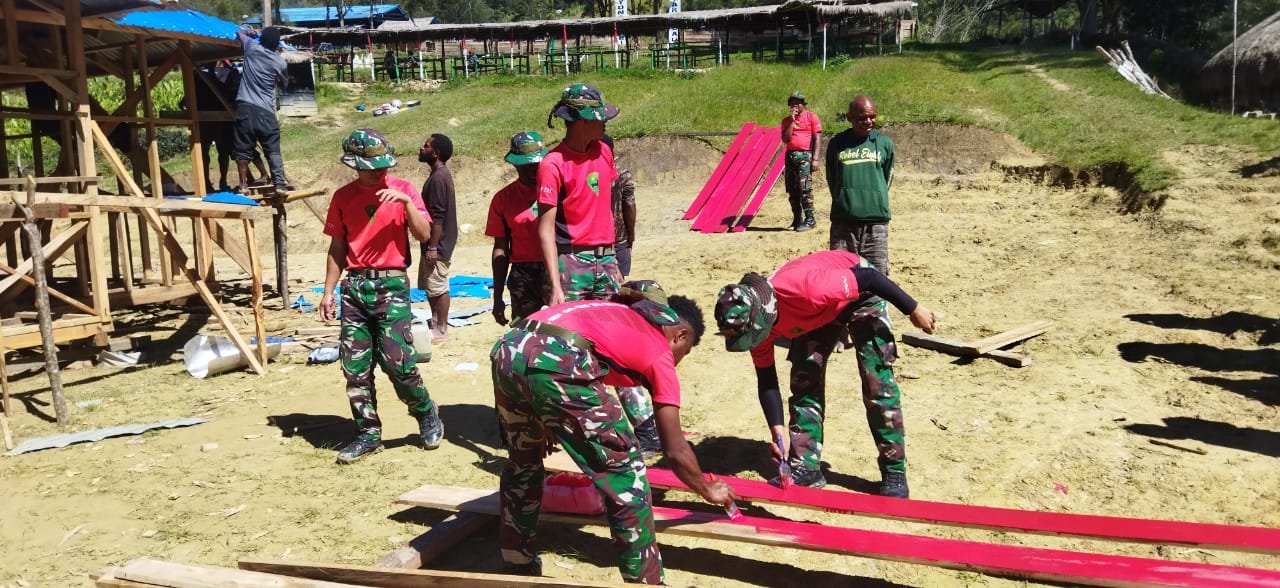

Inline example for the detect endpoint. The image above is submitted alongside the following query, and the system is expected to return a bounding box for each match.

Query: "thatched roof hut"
[1201,10,1280,110]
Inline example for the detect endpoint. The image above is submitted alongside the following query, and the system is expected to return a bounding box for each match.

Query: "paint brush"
[774,432,793,489]
[706,474,742,520]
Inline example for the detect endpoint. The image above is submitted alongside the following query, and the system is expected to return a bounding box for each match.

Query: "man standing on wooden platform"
[538,84,662,457]
[825,95,894,274]
[714,251,935,498]
[490,281,734,583]
[782,91,823,232]
[233,26,291,195]
[416,133,457,344]
[320,129,443,464]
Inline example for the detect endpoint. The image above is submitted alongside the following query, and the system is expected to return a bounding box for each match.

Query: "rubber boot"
[795,210,816,232]
[788,199,802,230]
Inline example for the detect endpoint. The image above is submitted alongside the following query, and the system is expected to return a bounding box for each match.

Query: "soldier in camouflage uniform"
[491,282,734,583]
[487,131,551,325]
[714,250,936,498]
[781,91,822,232]
[320,129,444,464]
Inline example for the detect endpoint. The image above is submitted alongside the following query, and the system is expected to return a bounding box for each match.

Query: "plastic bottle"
[307,346,339,365]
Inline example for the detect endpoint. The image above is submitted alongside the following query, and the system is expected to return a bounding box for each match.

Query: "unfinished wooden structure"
[0,0,276,408]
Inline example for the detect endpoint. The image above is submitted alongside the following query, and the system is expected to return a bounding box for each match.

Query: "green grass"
[284,45,1280,194]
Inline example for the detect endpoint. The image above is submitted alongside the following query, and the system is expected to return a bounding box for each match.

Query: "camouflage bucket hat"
[613,279,680,327]
[788,90,807,104]
[547,82,620,127]
[341,128,397,170]
[504,131,548,166]
[714,272,777,352]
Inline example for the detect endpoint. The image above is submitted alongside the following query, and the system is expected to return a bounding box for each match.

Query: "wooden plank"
[202,219,254,278]
[900,332,1031,368]
[689,127,768,232]
[965,320,1054,355]
[545,453,1280,555]
[398,485,1280,588]
[0,320,102,350]
[3,0,17,67]
[178,43,206,199]
[107,283,199,307]
[375,512,495,569]
[705,129,782,233]
[0,220,88,299]
[243,220,268,369]
[0,259,98,315]
[682,122,755,221]
[731,147,786,232]
[239,559,616,587]
[112,557,359,588]
[0,335,10,417]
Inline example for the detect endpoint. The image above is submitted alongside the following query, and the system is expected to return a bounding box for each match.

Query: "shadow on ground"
[1126,417,1280,458]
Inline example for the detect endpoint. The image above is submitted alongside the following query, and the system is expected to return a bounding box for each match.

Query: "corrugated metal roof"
[245,4,409,26]
[115,8,241,40]
[5,417,208,456]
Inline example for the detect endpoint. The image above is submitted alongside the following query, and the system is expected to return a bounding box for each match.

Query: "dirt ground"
[2,124,1278,587]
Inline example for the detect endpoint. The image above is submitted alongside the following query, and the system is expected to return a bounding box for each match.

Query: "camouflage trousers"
[507,261,550,321]
[491,328,662,584]
[558,251,622,303]
[785,297,906,474]
[784,150,814,216]
[340,274,433,438]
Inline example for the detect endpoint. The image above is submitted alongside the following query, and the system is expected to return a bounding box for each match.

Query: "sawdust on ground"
[2,125,1278,587]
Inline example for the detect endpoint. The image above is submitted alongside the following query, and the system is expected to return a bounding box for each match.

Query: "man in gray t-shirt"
[233,26,289,193]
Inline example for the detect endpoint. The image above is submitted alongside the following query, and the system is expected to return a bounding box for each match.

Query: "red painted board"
[698,127,779,233]
[648,507,1280,588]
[682,122,756,221]
[399,484,1280,588]
[731,147,786,232]
[705,129,782,233]
[690,128,770,232]
[640,465,1280,555]
[701,128,780,233]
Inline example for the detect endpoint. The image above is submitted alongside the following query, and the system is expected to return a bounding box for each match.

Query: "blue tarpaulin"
[311,275,494,301]
[115,8,241,40]
[243,4,412,27]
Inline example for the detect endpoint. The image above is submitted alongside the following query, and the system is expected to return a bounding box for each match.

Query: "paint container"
[183,335,281,379]
[410,321,432,363]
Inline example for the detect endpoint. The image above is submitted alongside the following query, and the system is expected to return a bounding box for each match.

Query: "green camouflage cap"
[788,91,806,104]
[341,128,397,170]
[614,280,680,327]
[504,131,548,166]
[547,82,620,127]
[714,272,777,352]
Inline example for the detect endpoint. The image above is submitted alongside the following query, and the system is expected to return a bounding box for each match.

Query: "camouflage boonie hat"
[504,131,548,166]
[788,91,806,104]
[614,280,680,327]
[547,82,620,127]
[341,128,397,170]
[714,272,777,352]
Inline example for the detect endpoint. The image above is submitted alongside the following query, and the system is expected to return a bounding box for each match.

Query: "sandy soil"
[2,125,1277,587]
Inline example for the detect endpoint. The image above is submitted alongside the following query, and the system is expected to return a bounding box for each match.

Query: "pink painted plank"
[640,466,1280,556]
[698,127,779,233]
[731,147,786,232]
[682,122,756,221]
[690,128,770,232]
[646,507,1280,588]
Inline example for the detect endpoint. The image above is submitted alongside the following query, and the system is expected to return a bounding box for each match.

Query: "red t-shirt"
[528,301,682,407]
[485,180,542,264]
[782,110,822,153]
[749,250,863,368]
[536,140,617,247]
[323,175,430,269]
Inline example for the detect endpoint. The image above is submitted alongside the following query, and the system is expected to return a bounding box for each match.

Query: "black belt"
[511,318,593,351]
[557,244,614,256]
[347,268,407,279]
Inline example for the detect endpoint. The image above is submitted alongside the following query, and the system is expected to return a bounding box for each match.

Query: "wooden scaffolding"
[1,1,275,421]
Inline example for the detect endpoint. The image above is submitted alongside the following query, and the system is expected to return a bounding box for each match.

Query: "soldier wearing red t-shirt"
[486,131,550,325]
[490,281,734,583]
[781,91,823,232]
[320,129,443,464]
[714,251,936,498]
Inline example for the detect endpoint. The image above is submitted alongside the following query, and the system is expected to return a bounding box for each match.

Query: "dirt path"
[2,126,1276,587]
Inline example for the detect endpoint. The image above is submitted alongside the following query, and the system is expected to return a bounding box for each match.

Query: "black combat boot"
[880,470,909,498]
[633,417,662,458]
[336,433,383,464]
[795,210,816,232]
[418,406,444,450]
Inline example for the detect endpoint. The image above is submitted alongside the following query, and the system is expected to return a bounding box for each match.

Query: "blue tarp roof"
[115,8,241,40]
[244,4,409,26]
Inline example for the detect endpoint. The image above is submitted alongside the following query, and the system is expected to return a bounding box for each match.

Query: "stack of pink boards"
[684,123,786,233]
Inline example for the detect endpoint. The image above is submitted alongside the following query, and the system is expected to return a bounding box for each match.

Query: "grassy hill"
[285,44,1279,194]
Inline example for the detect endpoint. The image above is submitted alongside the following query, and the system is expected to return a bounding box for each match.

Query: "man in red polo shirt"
[487,131,549,325]
[714,250,936,498]
[781,90,823,232]
[319,128,443,464]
